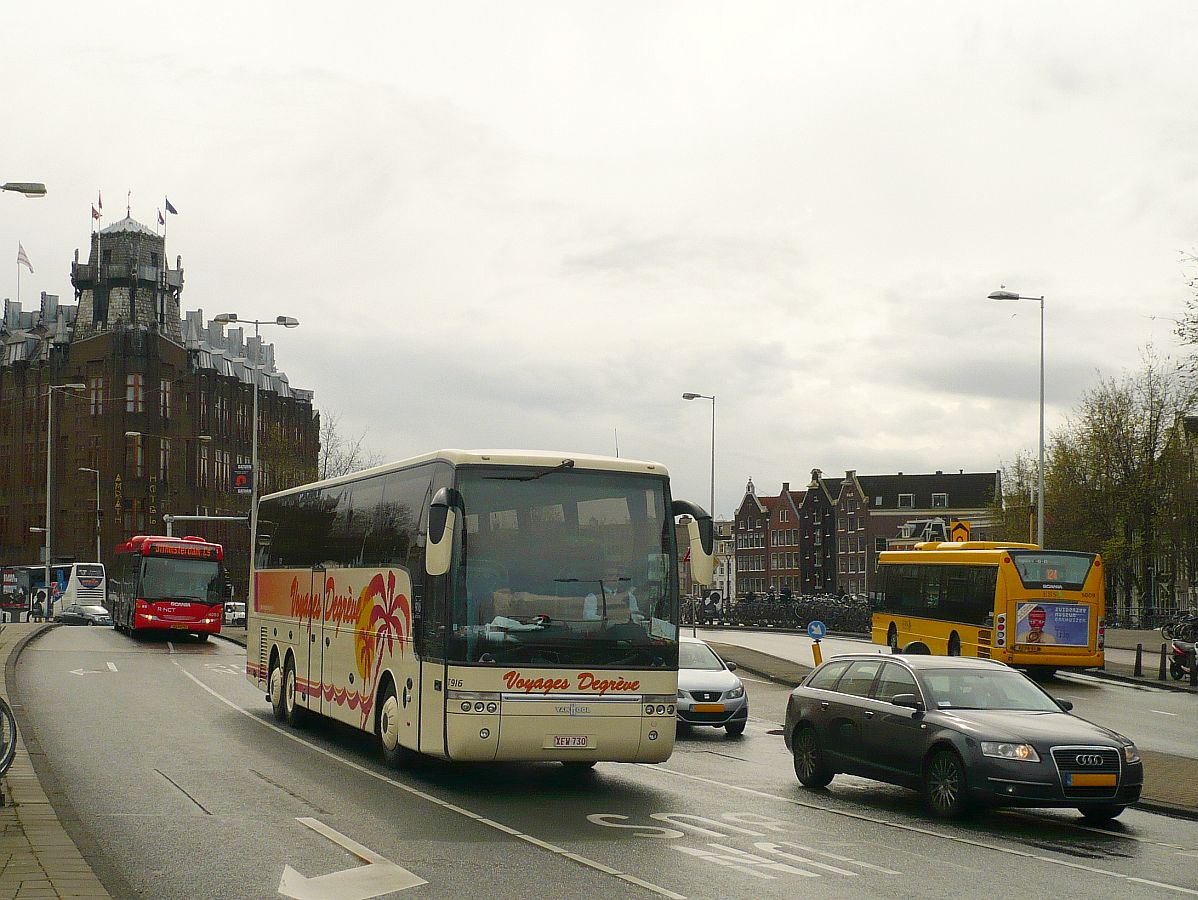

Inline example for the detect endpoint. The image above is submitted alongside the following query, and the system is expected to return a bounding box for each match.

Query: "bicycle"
[0,694,17,784]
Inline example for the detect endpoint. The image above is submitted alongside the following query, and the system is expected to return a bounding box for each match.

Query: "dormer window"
[932,493,947,508]
[898,493,914,509]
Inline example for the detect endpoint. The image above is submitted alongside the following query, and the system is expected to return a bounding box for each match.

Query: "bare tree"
[319,411,383,480]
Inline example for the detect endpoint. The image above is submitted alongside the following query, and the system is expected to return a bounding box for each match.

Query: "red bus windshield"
[141,557,223,605]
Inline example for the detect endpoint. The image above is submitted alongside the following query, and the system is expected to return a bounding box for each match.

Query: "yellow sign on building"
[949,519,971,542]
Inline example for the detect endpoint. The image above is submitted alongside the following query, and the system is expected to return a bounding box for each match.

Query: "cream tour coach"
[246,449,714,769]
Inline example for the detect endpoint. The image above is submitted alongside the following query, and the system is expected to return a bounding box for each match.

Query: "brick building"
[0,216,318,594]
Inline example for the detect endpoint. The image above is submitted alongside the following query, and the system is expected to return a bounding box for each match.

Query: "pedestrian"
[31,597,43,622]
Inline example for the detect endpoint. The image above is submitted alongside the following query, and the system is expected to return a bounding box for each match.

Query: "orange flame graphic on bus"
[352,571,411,727]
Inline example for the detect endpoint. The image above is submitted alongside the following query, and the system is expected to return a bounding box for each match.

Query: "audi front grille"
[1050,746,1121,800]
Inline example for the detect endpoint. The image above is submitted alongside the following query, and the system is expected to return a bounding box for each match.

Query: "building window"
[160,379,171,419]
[160,439,171,482]
[875,496,882,506]
[875,537,887,552]
[199,442,209,488]
[898,493,914,509]
[126,374,144,413]
[126,434,144,477]
[89,376,104,415]
[781,509,788,522]
[932,493,947,508]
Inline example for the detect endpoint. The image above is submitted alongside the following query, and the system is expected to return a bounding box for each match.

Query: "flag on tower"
[16,243,33,274]
[97,190,103,212]
[91,204,101,220]
[164,197,178,215]
[158,209,165,226]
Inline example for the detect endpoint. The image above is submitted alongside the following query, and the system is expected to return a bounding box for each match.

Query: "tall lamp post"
[682,391,716,634]
[44,382,86,615]
[213,313,299,575]
[78,467,101,562]
[987,289,1045,548]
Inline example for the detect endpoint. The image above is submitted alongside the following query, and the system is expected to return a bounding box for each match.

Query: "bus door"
[302,565,325,716]
[418,569,449,757]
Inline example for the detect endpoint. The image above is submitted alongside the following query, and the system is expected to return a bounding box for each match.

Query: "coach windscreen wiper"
[483,459,576,481]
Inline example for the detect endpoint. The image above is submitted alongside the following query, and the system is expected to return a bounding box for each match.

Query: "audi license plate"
[550,735,590,749]
[1066,773,1116,787]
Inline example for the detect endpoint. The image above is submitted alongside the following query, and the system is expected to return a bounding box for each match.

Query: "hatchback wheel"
[792,726,834,787]
[725,721,746,737]
[924,749,970,818]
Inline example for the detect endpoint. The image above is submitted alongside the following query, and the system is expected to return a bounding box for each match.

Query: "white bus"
[248,449,713,768]
[43,563,107,617]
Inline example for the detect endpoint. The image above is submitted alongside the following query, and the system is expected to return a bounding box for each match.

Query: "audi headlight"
[980,741,1040,762]
[725,685,745,700]
[1123,742,1140,764]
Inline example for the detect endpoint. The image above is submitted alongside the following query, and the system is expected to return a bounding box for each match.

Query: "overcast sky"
[5,2,1197,518]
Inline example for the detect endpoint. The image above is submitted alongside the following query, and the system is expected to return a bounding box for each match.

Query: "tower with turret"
[71,216,183,343]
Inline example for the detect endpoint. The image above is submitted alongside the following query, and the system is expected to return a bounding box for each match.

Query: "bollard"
[1134,643,1143,677]
[1159,644,1168,681]
[1191,650,1197,687]
[812,639,823,667]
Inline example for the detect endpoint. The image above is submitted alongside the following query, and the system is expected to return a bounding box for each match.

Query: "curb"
[4,625,136,899]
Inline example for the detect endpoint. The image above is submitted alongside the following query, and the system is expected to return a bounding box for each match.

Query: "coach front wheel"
[269,662,286,722]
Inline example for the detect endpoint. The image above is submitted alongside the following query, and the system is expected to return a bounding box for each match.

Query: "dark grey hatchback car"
[784,654,1143,820]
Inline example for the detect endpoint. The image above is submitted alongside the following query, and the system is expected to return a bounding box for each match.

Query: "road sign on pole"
[807,620,827,640]
[233,464,253,495]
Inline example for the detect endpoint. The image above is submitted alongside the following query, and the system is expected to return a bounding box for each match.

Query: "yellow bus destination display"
[148,543,219,560]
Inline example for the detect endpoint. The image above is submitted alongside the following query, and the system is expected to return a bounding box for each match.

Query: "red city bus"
[110,535,227,639]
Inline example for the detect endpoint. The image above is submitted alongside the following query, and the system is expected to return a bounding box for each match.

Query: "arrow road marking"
[278,817,426,900]
[69,669,102,676]
[107,662,118,672]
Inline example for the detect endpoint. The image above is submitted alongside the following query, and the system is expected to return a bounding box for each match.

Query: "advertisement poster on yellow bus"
[1014,602,1090,646]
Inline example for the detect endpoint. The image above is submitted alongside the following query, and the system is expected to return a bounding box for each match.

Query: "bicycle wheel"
[1177,621,1195,643]
[1162,623,1175,641]
[0,696,17,778]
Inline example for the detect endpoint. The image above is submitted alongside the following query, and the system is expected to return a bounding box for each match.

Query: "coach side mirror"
[426,487,463,577]
[1055,698,1073,712]
[891,693,924,711]
[672,500,714,587]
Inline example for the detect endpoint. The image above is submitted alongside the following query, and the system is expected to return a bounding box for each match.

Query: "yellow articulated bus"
[247,449,713,769]
[872,541,1105,675]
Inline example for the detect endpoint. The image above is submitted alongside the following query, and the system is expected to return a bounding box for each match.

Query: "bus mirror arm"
[427,488,464,578]
[673,499,714,587]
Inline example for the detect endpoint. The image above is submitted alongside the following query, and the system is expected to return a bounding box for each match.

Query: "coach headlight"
[980,741,1040,762]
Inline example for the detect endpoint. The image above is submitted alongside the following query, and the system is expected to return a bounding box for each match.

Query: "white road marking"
[69,669,103,676]
[167,642,175,654]
[737,675,771,684]
[107,662,118,672]
[643,765,1198,895]
[278,816,426,900]
[175,663,685,900]
[1151,710,1179,717]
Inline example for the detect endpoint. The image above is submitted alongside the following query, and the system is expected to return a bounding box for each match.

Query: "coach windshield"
[447,465,679,668]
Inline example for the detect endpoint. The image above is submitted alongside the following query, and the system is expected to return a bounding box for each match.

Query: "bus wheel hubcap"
[270,668,282,706]
[381,695,399,750]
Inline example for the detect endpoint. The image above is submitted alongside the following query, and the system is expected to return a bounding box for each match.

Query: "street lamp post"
[78,467,100,562]
[682,391,716,635]
[213,313,299,576]
[987,289,1045,548]
[44,382,86,616]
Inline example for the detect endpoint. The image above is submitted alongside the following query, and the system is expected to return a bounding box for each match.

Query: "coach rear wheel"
[269,662,286,722]
[283,659,305,727]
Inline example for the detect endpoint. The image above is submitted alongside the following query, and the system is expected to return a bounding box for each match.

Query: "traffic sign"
[807,620,827,640]
[233,463,253,495]
[949,519,971,542]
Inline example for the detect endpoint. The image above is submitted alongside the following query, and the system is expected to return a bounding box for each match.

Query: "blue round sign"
[807,620,827,640]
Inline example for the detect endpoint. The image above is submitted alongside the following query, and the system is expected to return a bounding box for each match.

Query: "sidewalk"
[0,623,111,898]
[707,640,1198,821]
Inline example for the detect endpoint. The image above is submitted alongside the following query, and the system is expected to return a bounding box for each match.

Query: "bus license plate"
[550,735,590,749]
[170,623,189,629]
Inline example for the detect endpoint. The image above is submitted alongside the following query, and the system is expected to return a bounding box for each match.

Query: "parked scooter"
[1169,639,1195,680]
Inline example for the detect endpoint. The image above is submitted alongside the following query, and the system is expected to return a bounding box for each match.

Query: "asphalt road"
[698,629,1198,761]
[17,626,1198,899]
